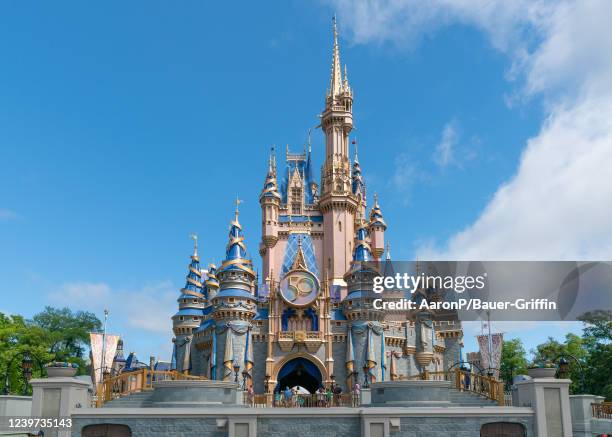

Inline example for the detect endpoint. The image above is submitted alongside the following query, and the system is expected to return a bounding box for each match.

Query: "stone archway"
[272,353,328,394]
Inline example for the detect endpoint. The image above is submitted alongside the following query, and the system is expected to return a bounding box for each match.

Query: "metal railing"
[592,402,612,419]
[243,392,360,408]
[94,369,206,407]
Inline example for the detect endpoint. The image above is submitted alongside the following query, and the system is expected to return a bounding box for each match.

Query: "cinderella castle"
[170,19,463,394]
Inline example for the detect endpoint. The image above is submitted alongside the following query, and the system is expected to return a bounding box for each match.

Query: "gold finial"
[234,196,243,221]
[190,233,198,257]
[353,138,359,162]
[373,192,379,206]
[307,128,312,153]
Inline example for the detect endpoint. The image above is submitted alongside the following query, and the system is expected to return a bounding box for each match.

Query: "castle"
[170,19,463,394]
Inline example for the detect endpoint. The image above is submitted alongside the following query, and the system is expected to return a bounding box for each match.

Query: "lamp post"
[555,354,585,393]
[233,361,240,383]
[3,351,44,395]
[241,370,248,390]
[362,365,369,389]
[21,352,33,396]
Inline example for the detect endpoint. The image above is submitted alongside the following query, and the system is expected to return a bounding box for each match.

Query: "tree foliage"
[499,311,611,400]
[500,338,528,388]
[0,307,101,394]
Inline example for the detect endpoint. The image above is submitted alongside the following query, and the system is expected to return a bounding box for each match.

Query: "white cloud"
[331,0,612,261]
[48,280,177,361]
[0,209,18,220]
[434,121,458,168]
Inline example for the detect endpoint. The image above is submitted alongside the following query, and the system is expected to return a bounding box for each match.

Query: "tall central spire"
[329,15,343,98]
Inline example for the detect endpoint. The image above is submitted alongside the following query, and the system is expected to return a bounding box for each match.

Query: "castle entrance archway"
[275,357,323,394]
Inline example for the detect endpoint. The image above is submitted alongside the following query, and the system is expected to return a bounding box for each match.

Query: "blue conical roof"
[353,225,372,262]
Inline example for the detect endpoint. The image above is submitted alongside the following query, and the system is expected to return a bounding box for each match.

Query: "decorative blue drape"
[381,330,386,381]
[305,307,319,331]
[210,332,217,380]
[281,308,296,331]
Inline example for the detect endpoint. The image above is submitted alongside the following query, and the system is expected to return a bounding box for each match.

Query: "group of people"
[273,382,361,407]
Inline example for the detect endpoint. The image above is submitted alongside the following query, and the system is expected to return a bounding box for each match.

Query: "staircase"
[102,391,154,408]
[449,389,499,406]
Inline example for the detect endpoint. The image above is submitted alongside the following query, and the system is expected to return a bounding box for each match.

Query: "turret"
[260,147,281,274]
[320,17,359,290]
[352,141,366,223]
[204,263,220,301]
[211,201,257,322]
[342,225,384,321]
[172,235,206,337]
[211,201,257,383]
[368,193,386,260]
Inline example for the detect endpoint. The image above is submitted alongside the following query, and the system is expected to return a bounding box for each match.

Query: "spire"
[190,233,199,259]
[226,201,247,262]
[353,224,372,262]
[183,237,203,294]
[386,242,391,261]
[260,147,281,201]
[369,193,387,228]
[352,139,365,197]
[329,15,343,98]
[344,64,349,89]
[290,235,309,271]
[234,195,242,222]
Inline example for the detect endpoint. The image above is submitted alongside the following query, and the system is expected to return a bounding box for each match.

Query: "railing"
[94,369,206,407]
[592,402,612,419]
[401,369,505,405]
[449,368,506,405]
[243,392,360,408]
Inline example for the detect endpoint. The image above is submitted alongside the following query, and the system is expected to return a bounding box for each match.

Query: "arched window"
[480,422,525,437]
[82,424,132,437]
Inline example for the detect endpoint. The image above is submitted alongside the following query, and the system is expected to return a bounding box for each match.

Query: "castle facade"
[170,19,463,394]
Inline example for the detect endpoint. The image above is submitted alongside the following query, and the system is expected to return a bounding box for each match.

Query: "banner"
[477,333,503,379]
[90,332,120,386]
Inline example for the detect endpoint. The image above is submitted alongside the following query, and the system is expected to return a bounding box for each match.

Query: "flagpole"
[100,309,109,384]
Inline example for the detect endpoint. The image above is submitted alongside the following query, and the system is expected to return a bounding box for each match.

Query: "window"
[338,221,342,231]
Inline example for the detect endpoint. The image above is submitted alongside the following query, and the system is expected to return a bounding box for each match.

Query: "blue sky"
[2,0,609,362]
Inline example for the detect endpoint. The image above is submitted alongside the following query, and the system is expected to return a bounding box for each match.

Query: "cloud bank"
[332,0,612,260]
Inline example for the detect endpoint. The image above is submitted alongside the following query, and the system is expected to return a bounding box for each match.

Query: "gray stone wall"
[443,335,462,371]
[252,339,267,393]
[72,417,224,437]
[397,415,534,437]
[72,413,534,437]
[258,417,360,437]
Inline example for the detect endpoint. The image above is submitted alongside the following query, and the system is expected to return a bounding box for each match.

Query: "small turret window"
[338,221,342,231]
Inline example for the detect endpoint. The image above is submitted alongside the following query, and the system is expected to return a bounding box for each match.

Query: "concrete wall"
[70,406,534,437]
[0,395,32,416]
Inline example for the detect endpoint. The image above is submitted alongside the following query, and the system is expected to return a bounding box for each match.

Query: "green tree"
[0,307,101,394]
[500,338,528,388]
[531,333,587,394]
[579,310,612,400]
